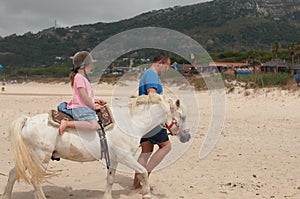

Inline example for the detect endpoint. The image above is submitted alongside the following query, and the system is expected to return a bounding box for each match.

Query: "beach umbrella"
[0,64,3,69]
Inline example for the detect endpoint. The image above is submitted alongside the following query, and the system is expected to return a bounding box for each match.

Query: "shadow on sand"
[3,174,166,199]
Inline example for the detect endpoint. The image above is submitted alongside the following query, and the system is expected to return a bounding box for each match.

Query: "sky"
[0,0,210,37]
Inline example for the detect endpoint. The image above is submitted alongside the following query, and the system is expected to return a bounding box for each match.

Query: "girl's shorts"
[57,102,96,121]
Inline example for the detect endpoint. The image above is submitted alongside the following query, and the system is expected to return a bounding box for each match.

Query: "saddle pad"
[48,105,114,131]
[48,110,73,127]
[96,104,114,130]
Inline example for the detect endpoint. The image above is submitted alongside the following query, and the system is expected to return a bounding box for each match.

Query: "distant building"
[172,62,180,70]
[209,61,249,74]
[261,59,289,73]
[112,66,132,75]
[175,64,198,75]
[290,64,300,76]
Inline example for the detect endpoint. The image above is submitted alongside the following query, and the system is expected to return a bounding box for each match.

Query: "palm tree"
[288,43,296,64]
[271,41,281,59]
[295,42,300,64]
[248,51,261,71]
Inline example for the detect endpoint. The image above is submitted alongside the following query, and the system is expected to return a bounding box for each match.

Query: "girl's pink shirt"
[67,73,93,109]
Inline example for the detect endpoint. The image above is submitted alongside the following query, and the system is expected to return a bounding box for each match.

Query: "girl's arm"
[77,87,95,109]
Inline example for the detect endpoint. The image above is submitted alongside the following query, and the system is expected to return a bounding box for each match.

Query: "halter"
[164,102,190,137]
[164,103,181,136]
[165,117,179,136]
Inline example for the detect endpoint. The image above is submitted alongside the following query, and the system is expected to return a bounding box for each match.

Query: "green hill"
[1,0,300,70]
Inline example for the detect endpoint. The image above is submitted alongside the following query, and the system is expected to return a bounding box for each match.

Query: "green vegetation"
[223,73,291,88]
[0,48,297,90]
[1,0,300,90]
[1,0,300,68]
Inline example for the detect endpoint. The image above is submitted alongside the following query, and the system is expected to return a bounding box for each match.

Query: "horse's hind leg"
[103,161,118,199]
[31,178,46,199]
[1,170,46,199]
[29,158,49,199]
[1,167,17,199]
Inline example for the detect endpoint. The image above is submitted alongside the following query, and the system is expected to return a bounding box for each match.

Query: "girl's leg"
[59,120,99,135]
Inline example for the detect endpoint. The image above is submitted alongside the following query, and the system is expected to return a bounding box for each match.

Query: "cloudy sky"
[0,0,210,37]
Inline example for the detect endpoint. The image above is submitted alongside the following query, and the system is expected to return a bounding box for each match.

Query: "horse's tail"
[9,115,50,185]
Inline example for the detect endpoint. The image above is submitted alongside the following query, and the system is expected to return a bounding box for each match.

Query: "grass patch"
[223,73,291,88]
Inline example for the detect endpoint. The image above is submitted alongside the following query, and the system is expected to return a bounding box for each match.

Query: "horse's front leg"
[120,155,151,199]
[103,161,118,199]
[136,173,151,199]
[1,167,17,199]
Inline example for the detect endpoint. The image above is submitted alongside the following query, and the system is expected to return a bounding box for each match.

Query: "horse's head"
[165,98,191,143]
[130,93,191,143]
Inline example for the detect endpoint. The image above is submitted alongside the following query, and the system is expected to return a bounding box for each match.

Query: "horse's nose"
[179,129,191,143]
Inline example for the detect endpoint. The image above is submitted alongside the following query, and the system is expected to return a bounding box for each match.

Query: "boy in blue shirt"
[133,53,171,189]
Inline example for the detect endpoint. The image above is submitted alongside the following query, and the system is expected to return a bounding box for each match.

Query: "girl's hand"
[95,99,107,105]
[94,103,101,110]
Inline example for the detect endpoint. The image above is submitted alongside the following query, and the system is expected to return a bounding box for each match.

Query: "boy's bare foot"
[58,120,68,135]
[131,182,142,190]
[131,174,142,190]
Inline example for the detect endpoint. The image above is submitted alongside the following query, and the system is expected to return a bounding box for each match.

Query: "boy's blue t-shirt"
[139,68,163,95]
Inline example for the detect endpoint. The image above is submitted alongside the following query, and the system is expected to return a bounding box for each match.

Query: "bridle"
[164,103,184,136]
[164,103,190,137]
[165,117,180,136]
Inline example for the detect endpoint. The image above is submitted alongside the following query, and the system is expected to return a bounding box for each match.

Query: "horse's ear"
[168,99,175,113]
[175,99,180,108]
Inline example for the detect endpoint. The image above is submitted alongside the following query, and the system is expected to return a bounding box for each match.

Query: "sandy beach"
[0,82,300,199]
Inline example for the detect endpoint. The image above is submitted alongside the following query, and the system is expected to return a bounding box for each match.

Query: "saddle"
[96,104,115,130]
[48,104,114,131]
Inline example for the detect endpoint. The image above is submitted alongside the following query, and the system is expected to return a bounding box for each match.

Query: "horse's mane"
[130,93,170,116]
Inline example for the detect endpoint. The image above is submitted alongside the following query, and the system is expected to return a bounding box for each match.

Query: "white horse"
[1,93,190,199]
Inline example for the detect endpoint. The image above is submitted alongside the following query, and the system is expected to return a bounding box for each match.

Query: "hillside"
[1,0,300,68]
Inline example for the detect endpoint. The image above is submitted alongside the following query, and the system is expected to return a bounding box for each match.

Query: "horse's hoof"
[128,187,141,196]
[103,193,112,199]
[142,194,151,199]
